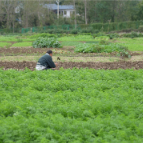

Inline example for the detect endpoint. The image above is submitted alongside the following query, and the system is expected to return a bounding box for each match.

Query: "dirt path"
[1,61,143,70]
[1,55,143,62]
[0,56,120,62]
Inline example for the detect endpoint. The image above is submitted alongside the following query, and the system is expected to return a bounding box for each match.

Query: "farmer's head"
[47,50,53,57]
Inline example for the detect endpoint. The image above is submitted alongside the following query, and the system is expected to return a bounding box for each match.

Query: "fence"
[21,25,80,33]
[0,20,143,34]
[91,20,143,32]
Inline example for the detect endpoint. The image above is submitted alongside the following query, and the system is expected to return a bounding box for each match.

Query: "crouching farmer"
[36,50,58,70]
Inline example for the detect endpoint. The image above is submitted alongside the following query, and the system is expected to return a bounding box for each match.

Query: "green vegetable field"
[0,68,143,142]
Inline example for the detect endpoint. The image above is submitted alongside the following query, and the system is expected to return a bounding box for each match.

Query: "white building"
[44,4,75,18]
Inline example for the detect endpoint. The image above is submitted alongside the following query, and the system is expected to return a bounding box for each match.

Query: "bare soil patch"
[0,47,72,55]
[0,47,141,57]
[1,61,143,70]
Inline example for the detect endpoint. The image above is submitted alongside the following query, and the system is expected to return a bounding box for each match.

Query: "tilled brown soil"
[0,61,143,70]
[0,48,73,55]
[0,48,141,57]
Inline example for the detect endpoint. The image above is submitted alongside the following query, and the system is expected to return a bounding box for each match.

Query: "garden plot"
[0,56,120,63]
[1,61,143,70]
[1,69,143,142]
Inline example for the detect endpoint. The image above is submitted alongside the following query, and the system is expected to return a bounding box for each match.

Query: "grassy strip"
[0,42,11,48]
[0,36,18,42]
[61,41,82,47]
[11,42,32,47]
[58,35,95,41]
[115,38,143,51]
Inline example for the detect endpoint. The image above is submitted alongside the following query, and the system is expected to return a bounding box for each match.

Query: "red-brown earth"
[0,61,143,70]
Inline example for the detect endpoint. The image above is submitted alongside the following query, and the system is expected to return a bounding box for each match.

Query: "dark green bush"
[70,29,78,34]
[119,46,130,58]
[138,25,143,32]
[91,23,103,30]
[92,45,104,53]
[99,40,109,45]
[33,37,62,48]
[130,31,139,38]
[29,33,57,39]
[107,33,119,39]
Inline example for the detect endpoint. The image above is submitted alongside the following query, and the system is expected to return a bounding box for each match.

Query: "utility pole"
[56,0,59,19]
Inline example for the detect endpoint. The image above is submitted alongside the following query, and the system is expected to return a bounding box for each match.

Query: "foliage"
[58,35,94,42]
[131,1,143,20]
[138,25,143,32]
[95,36,109,41]
[70,29,78,34]
[33,37,62,48]
[11,42,32,47]
[75,41,130,57]
[61,41,82,47]
[0,36,18,42]
[107,33,119,39]
[16,37,23,42]
[28,33,57,39]
[0,42,11,48]
[115,38,143,51]
[0,69,143,142]
[91,32,106,39]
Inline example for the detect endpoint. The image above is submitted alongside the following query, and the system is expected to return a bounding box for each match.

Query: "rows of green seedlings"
[0,68,143,142]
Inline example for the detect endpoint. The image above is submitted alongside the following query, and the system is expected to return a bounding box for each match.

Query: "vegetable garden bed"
[1,68,143,142]
[1,61,143,70]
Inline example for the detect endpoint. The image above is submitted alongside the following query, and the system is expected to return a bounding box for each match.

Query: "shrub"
[130,31,139,38]
[33,37,62,48]
[99,40,109,45]
[119,46,130,58]
[91,23,103,30]
[16,37,23,42]
[107,33,119,39]
[70,29,78,34]
[138,25,143,32]
[29,33,57,39]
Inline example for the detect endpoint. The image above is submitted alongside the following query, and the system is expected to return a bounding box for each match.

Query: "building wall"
[62,10,74,18]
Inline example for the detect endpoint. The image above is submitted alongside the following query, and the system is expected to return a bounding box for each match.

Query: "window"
[64,11,67,15]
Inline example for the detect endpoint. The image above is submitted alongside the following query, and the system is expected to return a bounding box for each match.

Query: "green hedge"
[91,20,143,32]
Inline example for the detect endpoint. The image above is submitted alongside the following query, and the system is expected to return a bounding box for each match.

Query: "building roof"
[44,4,74,10]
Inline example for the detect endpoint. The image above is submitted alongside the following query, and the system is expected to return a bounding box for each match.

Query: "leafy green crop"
[0,68,143,142]
[33,37,62,48]
[75,42,130,58]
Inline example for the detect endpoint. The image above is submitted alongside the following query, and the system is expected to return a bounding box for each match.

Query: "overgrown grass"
[22,38,37,42]
[0,36,17,42]
[11,42,32,47]
[61,41,82,47]
[0,42,11,48]
[58,35,94,41]
[116,38,143,51]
